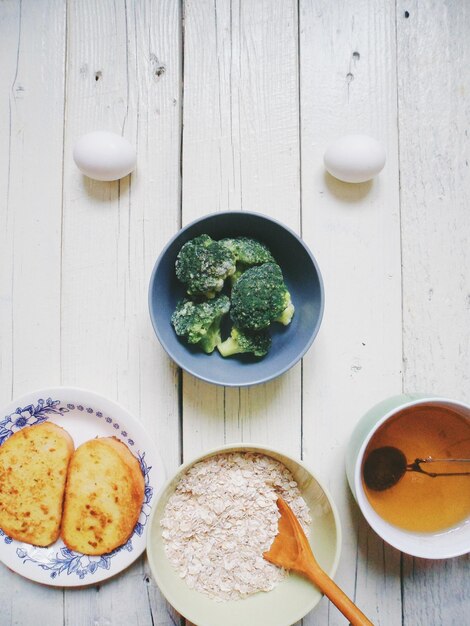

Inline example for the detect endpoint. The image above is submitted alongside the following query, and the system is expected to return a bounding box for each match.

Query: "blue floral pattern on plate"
[0,398,154,581]
[0,398,68,446]
[0,528,13,545]
[15,541,132,579]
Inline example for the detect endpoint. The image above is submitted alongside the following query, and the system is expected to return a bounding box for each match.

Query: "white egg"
[73,131,136,181]
[324,134,386,183]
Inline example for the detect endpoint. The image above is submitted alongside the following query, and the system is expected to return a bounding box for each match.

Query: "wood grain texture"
[397,1,470,624]
[181,3,302,623]
[181,0,302,465]
[60,4,145,620]
[0,0,65,395]
[299,1,402,623]
[0,0,469,624]
[0,1,66,624]
[61,1,182,624]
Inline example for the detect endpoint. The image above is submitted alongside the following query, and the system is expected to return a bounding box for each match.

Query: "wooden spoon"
[263,497,374,626]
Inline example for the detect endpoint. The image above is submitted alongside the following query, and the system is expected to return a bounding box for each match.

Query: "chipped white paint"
[299,0,403,623]
[0,1,65,624]
[0,1,468,625]
[397,1,470,624]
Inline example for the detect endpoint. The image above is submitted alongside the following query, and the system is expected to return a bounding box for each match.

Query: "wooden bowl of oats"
[146,444,341,626]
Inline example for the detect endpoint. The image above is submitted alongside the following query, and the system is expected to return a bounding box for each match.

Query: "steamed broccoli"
[171,295,230,353]
[230,262,295,330]
[220,237,274,266]
[276,291,295,326]
[220,237,275,285]
[218,326,271,358]
[175,234,236,298]
[229,263,247,286]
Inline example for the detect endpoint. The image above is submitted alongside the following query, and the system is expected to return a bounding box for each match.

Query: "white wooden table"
[1,1,469,624]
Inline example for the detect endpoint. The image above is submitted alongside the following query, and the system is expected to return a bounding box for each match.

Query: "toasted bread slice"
[61,437,144,555]
[0,422,74,546]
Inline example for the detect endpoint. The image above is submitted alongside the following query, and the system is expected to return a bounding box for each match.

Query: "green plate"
[147,444,341,626]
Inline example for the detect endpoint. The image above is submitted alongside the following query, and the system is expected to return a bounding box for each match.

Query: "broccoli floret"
[220,237,275,286]
[171,295,230,353]
[275,291,295,326]
[175,234,236,298]
[230,262,294,330]
[229,264,247,286]
[218,326,271,358]
[220,237,274,266]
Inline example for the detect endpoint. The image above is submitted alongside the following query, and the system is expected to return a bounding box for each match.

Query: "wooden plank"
[396,1,470,623]
[222,0,301,457]
[181,2,301,623]
[181,0,302,460]
[0,0,65,397]
[299,1,402,623]
[179,0,233,454]
[61,1,182,624]
[0,1,66,624]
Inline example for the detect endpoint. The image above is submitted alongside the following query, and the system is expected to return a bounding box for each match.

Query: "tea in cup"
[346,395,470,558]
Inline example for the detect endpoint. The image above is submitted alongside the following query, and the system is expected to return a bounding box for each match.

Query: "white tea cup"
[346,394,470,559]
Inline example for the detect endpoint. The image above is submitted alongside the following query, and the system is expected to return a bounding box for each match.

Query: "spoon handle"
[302,561,374,626]
[421,458,470,462]
[409,457,470,477]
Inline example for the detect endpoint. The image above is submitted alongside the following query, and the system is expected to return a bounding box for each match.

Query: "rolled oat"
[160,452,311,601]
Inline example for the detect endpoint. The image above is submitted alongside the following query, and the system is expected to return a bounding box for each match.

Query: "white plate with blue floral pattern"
[0,387,165,587]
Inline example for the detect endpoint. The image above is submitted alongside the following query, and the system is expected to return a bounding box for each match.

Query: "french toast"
[0,421,74,546]
[61,437,144,555]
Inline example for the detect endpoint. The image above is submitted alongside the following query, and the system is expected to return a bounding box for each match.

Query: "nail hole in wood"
[352,51,360,61]
[95,71,102,82]
[346,72,354,82]
[404,10,410,18]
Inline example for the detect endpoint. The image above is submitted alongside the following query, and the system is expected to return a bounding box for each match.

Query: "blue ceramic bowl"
[148,212,324,386]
